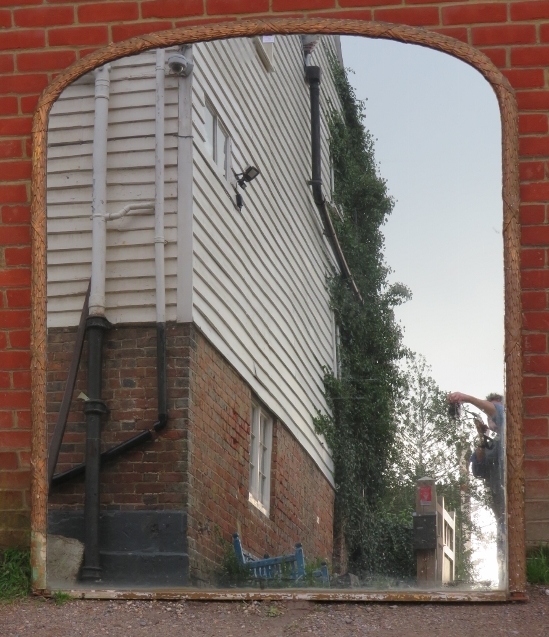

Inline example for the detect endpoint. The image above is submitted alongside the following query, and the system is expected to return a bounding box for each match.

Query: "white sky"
[340,36,504,402]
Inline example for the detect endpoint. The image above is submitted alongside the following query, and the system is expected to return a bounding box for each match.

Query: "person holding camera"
[448,391,505,584]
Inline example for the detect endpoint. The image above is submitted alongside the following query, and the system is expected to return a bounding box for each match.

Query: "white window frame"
[248,402,273,516]
[204,99,231,179]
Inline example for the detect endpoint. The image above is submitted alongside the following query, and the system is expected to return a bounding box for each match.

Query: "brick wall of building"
[2,0,549,554]
[46,322,334,582]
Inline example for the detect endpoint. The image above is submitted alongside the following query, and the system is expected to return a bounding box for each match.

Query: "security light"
[236,165,260,189]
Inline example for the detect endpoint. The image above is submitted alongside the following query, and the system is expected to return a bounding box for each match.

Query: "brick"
[522,290,547,310]
[9,330,30,348]
[141,0,203,19]
[0,73,49,95]
[0,310,30,330]
[0,452,18,470]
[0,349,30,367]
[522,225,549,245]
[526,439,549,458]
[6,289,30,308]
[0,117,32,136]
[2,205,30,223]
[526,396,549,416]
[520,114,548,135]
[478,48,507,67]
[0,490,23,510]
[518,91,549,111]
[0,54,14,74]
[373,7,440,26]
[5,247,31,266]
[0,372,10,389]
[0,184,27,204]
[0,428,31,448]
[0,160,31,181]
[273,0,332,10]
[0,30,45,50]
[0,141,22,160]
[15,410,30,429]
[524,313,549,331]
[48,26,108,47]
[79,2,139,22]
[20,95,38,114]
[524,333,547,353]
[514,1,549,21]
[17,50,76,72]
[539,24,549,43]
[520,136,549,157]
[12,371,30,389]
[111,21,172,42]
[207,0,268,14]
[0,269,30,288]
[512,46,549,67]
[520,161,545,182]
[472,25,536,46]
[522,182,549,202]
[14,6,74,27]
[432,27,469,43]
[442,3,507,26]
[524,376,548,395]
[523,269,549,288]
[0,470,31,490]
[521,204,545,225]
[503,68,545,89]
[527,480,549,499]
[339,0,399,5]
[525,417,549,438]
[0,97,17,115]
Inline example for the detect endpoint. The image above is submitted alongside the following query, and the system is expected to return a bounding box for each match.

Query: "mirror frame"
[30,17,523,601]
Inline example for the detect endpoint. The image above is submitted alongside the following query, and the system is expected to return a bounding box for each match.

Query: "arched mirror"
[36,29,516,599]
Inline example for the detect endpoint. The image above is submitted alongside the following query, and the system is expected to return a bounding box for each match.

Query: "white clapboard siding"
[47,49,179,327]
[46,38,344,481]
[190,36,343,479]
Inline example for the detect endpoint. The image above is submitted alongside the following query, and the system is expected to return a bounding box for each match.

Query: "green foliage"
[527,546,549,584]
[215,530,250,586]
[53,591,72,605]
[314,56,411,578]
[0,548,31,600]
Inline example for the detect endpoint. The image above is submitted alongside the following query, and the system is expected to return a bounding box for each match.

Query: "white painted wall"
[46,36,343,481]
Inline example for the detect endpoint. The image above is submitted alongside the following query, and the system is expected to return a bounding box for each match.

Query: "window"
[249,402,273,516]
[204,100,230,179]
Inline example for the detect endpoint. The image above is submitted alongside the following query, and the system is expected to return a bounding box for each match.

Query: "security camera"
[168,53,193,77]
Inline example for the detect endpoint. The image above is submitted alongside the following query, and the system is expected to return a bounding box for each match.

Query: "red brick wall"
[2,0,549,551]
[47,323,190,511]
[45,323,334,582]
[187,331,334,583]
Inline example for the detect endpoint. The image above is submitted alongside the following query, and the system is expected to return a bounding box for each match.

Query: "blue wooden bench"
[232,532,329,584]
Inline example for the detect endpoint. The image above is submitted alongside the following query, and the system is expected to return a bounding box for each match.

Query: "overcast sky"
[340,36,504,402]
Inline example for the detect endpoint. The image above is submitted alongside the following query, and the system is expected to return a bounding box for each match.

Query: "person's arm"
[447,391,497,419]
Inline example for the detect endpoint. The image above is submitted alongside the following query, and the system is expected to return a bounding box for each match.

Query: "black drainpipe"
[156,322,168,431]
[305,65,362,303]
[80,314,110,581]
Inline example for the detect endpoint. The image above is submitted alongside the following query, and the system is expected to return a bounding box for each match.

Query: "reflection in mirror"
[45,33,504,593]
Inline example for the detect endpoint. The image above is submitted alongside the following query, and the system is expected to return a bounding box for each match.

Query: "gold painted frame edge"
[30,17,523,598]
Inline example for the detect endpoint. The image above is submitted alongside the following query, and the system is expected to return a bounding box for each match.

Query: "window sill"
[248,492,269,517]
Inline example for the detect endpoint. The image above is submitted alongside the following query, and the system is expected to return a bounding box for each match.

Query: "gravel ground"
[1,586,549,637]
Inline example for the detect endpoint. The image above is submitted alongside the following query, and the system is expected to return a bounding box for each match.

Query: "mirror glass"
[45,33,505,592]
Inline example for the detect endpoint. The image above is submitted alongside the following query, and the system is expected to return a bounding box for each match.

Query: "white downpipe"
[89,64,111,317]
[155,49,166,325]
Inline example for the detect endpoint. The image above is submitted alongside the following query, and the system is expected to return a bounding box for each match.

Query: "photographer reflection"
[448,392,505,585]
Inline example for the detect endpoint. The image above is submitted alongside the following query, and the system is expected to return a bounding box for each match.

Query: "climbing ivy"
[314,58,412,578]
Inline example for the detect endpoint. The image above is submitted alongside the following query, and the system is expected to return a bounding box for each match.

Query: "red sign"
[419,485,432,504]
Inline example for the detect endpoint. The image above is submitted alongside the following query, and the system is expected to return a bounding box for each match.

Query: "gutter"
[305,64,362,304]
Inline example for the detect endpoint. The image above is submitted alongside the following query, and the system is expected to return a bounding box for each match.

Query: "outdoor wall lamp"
[236,165,260,189]
[235,165,260,211]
